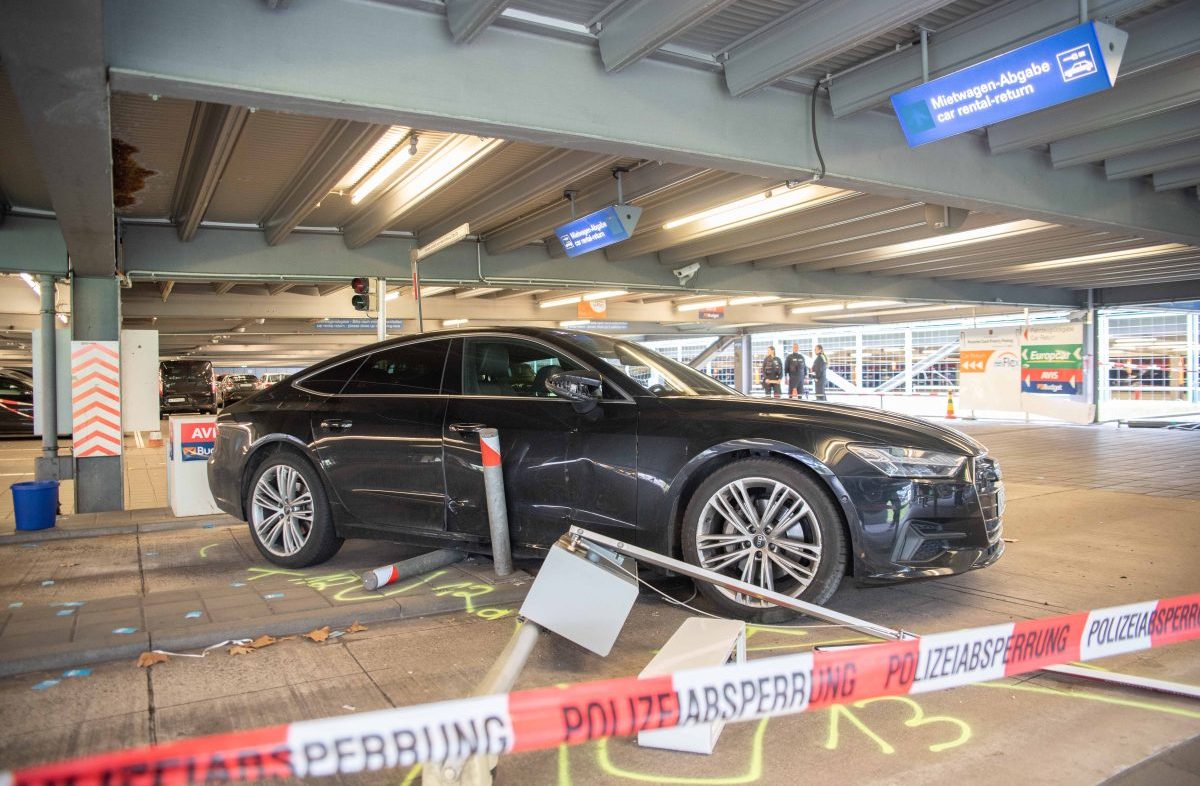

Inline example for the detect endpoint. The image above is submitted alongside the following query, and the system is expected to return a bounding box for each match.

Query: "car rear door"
[307,338,452,532]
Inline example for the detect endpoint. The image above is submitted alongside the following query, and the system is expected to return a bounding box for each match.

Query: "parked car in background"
[209,327,1004,622]
[0,367,35,437]
[260,372,288,387]
[160,360,217,414]
[218,374,261,408]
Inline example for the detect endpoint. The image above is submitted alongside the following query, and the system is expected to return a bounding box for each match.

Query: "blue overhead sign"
[314,318,405,331]
[891,22,1127,147]
[555,205,642,258]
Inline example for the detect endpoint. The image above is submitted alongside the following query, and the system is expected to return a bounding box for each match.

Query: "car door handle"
[320,418,353,430]
[449,422,488,434]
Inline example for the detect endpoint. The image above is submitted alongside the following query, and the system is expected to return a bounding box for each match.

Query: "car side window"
[298,358,366,395]
[460,338,583,398]
[342,340,450,395]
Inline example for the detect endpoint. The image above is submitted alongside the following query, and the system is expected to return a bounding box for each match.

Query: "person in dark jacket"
[812,344,829,401]
[785,342,807,399]
[760,346,783,398]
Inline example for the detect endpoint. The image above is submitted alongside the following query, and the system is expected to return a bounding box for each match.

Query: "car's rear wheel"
[246,452,342,567]
[681,458,845,623]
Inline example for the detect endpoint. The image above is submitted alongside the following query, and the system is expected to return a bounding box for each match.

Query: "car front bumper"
[840,455,1005,583]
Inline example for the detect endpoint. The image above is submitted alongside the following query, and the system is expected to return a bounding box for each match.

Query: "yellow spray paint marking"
[590,717,771,785]
[198,543,219,558]
[825,696,971,755]
[974,680,1200,720]
[399,763,422,786]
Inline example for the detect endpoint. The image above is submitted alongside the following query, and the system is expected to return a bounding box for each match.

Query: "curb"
[0,571,530,678]
[0,516,242,545]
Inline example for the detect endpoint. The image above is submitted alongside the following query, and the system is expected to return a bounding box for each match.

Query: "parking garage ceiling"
[1,0,1199,363]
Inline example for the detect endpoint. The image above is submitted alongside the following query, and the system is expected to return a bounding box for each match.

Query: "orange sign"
[578,299,608,319]
[959,350,993,373]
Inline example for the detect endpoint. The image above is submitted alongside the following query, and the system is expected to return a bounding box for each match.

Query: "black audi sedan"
[208,328,1003,621]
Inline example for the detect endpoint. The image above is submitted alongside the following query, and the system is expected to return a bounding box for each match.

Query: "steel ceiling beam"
[418,149,618,244]
[213,281,236,295]
[262,120,390,246]
[695,198,919,267]
[0,0,113,276]
[905,238,1166,278]
[484,164,703,254]
[1095,278,1200,304]
[599,0,735,73]
[118,222,1080,306]
[945,248,1200,281]
[1152,164,1200,191]
[746,208,964,270]
[171,103,250,241]
[1010,254,1200,283]
[1050,104,1200,169]
[836,227,1104,274]
[988,54,1200,155]
[828,0,1187,117]
[343,135,505,248]
[658,195,909,265]
[1105,139,1200,180]
[445,0,512,44]
[636,172,773,228]
[103,0,1200,245]
[723,0,951,97]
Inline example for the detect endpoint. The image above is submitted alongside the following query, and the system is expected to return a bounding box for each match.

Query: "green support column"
[72,275,124,513]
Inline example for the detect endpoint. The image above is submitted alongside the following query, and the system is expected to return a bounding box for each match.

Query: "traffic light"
[351,277,371,311]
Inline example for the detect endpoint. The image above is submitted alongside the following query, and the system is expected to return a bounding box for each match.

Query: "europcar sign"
[891,21,1127,147]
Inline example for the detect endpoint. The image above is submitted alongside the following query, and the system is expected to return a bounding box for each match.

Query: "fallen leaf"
[346,621,368,634]
[137,652,169,668]
[59,562,79,568]
[1002,538,1020,543]
[250,634,278,649]
[228,645,255,656]
[304,626,331,643]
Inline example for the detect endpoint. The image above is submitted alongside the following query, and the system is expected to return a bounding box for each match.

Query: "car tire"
[244,451,343,568]
[681,458,845,623]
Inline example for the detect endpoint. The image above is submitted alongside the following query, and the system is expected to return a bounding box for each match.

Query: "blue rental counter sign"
[891,21,1127,147]
[555,205,643,258]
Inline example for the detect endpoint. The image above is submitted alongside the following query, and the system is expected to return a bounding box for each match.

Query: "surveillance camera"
[673,262,701,286]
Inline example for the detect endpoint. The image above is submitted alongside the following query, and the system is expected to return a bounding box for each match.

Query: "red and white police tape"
[4,593,1197,785]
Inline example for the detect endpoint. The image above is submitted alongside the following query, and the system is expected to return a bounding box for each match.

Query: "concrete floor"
[0,420,1197,784]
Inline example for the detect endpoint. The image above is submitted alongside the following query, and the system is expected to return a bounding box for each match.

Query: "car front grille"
[974,456,1003,542]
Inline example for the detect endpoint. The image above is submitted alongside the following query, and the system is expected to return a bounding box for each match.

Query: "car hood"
[663,396,986,456]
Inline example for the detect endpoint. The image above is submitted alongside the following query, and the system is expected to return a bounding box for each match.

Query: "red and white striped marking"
[480,431,502,467]
[5,593,1198,785]
[71,341,121,458]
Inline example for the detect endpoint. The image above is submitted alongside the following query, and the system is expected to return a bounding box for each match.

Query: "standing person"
[760,346,783,398]
[812,344,829,401]
[785,342,807,399]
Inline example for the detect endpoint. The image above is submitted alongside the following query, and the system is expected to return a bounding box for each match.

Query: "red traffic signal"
[351,277,370,295]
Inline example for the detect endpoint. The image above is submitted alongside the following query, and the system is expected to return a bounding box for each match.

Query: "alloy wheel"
[250,464,315,557]
[694,476,823,608]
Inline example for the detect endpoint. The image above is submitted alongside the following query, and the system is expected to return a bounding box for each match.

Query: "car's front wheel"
[245,452,343,567]
[681,458,845,623]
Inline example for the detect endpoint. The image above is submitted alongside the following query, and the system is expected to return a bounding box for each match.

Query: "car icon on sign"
[1063,59,1095,79]
[1057,43,1097,82]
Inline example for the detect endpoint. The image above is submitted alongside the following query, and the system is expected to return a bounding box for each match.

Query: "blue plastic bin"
[12,480,58,531]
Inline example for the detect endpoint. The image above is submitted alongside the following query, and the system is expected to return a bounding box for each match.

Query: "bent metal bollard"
[479,428,514,577]
[361,549,466,591]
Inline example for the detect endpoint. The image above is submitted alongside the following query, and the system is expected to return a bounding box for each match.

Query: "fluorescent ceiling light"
[417,285,454,297]
[385,289,401,301]
[864,219,1052,258]
[351,138,415,205]
[336,126,410,191]
[791,303,845,315]
[846,300,903,309]
[1007,243,1188,273]
[823,304,973,319]
[728,295,780,306]
[57,313,67,324]
[661,184,841,232]
[676,299,728,312]
[442,318,469,327]
[456,287,503,298]
[539,294,585,309]
[19,272,40,296]
[583,290,627,301]
[559,319,591,328]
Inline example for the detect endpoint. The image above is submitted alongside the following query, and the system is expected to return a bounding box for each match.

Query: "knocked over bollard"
[361,548,466,591]
[478,428,513,577]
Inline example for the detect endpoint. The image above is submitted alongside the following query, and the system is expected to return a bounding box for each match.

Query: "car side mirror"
[545,370,602,413]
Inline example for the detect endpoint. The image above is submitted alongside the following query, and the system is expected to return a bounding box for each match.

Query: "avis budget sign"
[1021,324,1084,395]
[181,421,217,462]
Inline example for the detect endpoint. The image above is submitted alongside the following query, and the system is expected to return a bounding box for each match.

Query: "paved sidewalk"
[0,522,529,676]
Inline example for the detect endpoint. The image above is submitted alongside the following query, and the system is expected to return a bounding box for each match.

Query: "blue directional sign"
[555,205,643,258]
[891,22,1127,147]
[314,318,405,331]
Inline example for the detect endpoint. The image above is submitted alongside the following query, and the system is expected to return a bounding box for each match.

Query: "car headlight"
[847,445,967,479]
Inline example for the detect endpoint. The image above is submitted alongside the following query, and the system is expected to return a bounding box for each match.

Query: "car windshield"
[161,362,211,383]
[558,331,738,397]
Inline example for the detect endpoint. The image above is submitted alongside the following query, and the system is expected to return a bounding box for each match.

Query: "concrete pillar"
[737,334,752,394]
[376,276,387,341]
[35,275,59,481]
[72,275,124,513]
